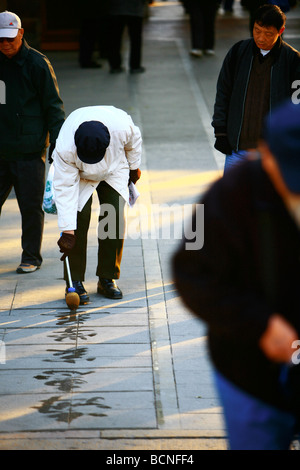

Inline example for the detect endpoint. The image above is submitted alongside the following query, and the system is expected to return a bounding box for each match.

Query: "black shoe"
[66,281,89,305]
[97,278,123,299]
[130,66,146,74]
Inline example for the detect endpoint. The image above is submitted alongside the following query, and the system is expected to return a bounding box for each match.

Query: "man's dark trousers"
[0,153,46,267]
[65,181,126,282]
[108,15,143,70]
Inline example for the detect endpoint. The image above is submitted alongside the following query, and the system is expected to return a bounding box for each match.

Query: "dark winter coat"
[173,159,300,416]
[0,40,65,159]
[212,37,300,151]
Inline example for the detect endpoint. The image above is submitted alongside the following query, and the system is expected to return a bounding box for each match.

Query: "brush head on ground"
[65,291,80,311]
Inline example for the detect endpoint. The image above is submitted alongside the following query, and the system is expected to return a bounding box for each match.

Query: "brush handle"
[65,256,73,289]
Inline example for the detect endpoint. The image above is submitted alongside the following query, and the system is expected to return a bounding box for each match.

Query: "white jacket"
[52,106,142,231]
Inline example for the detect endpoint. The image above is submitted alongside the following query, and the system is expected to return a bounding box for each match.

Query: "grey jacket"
[109,0,148,17]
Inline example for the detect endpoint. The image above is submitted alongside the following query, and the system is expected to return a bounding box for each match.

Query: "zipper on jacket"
[236,56,253,152]
[16,113,21,138]
[269,66,273,116]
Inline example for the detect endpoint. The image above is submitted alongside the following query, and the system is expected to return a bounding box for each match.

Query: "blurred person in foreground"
[212,4,300,173]
[173,100,300,450]
[53,106,142,304]
[0,11,65,273]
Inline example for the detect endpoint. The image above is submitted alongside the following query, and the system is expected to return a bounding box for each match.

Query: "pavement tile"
[2,344,152,369]
[0,392,157,431]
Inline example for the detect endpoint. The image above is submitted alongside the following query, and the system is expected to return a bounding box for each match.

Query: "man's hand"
[57,231,76,261]
[214,136,232,155]
[129,168,141,185]
[259,314,299,363]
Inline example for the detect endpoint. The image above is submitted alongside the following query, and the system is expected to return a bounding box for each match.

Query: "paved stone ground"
[0,0,299,451]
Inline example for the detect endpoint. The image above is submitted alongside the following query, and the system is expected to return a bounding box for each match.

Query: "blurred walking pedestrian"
[220,0,235,14]
[185,0,219,58]
[173,100,300,450]
[78,0,110,68]
[107,0,148,74]
[0,11,65,274]
[212,4,300,173]
[243,0,297,33]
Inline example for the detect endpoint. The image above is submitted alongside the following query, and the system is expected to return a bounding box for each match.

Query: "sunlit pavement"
[0,1,299,451]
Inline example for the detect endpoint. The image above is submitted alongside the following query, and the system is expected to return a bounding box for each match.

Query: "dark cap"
[75,120,110,164]
[264,101,300,193]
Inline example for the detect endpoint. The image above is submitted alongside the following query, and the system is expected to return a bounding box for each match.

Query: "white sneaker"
[190,49,203,57]
[205,49,215,56]
[16,263,40,274]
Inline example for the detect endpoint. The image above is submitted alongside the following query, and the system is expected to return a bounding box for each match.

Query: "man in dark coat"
[212,4,300,173]
[173,100,300,449]
[0,11,65,273]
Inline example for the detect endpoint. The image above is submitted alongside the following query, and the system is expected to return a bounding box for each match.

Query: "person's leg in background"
[127,15,145,72]
[107,15,126,72]
[202,1,218,53]
[223,0,234,13]
[12,154,46,271]
[187,0,204,56]
[79,17,101,68]
[0,158,13,215]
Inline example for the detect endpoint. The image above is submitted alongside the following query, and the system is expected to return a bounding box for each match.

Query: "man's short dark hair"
[254,4,286,31]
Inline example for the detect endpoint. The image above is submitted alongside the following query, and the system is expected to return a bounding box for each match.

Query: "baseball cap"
[0,11,21,38]
[74,121,110,164]
[264,101,300,193]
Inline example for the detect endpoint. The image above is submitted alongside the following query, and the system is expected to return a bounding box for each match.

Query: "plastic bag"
[43,164,57,214]
[128,181,140,208]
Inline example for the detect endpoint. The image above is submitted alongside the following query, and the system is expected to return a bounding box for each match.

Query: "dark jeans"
[0,154,46,266]
[215,370,300,450]
[65,181,126,282]
[188,1,218,50]
[108,15,143,70]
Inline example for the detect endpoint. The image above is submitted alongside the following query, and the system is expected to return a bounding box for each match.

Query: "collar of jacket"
[0,39,29,66]
[252,36,282,62]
